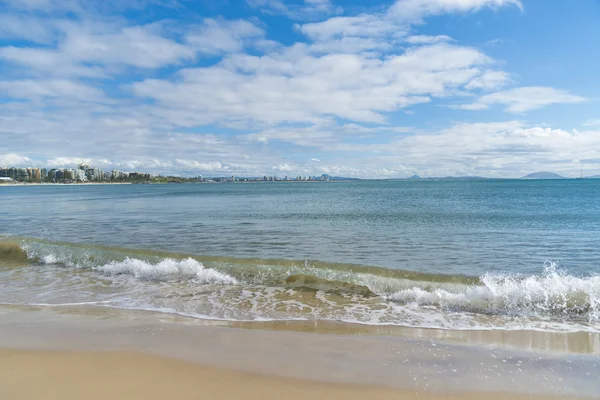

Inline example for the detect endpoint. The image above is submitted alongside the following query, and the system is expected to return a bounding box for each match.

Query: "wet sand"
[1,306,599,399]
[0,348,580,400]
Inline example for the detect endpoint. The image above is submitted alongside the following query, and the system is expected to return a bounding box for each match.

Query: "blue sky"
[1,0,599,178]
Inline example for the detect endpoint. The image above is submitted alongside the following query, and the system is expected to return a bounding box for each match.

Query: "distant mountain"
[407,175,421,180]
[587,175,600,179]
[521,172,565,180]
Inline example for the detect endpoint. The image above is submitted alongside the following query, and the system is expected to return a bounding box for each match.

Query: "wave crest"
[388,263,599,321]
[96,257,237,284]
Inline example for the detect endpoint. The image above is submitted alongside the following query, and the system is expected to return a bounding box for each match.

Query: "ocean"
[1,180,599,333]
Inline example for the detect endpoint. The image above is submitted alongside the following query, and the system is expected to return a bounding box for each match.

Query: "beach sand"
[1,306,597,399]
[0,348,576,400]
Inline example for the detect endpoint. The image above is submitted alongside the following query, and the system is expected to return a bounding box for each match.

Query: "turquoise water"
[1,180,599,331]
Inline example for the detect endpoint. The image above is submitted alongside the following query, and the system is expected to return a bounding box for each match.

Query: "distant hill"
[521,172,565,180]
[587,175,600,179]
[407,175,421,180]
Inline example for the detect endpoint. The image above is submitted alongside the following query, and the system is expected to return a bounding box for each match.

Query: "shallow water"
[1,180,599,332]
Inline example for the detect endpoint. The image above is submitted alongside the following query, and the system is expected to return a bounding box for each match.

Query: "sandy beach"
[1,306,598,400]
[1,347,579,400]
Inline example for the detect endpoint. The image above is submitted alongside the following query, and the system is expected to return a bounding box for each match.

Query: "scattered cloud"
[132,43,490,126]
[0,153,34,166]
[247,0,338,19]
[186,19,265,55]
[464,70,510,90]
[0,79,105,100]
[404,34,453,45]
[0,0,593,178]
[0,13,58,43]
[583,119,600,127]
[454,86,586,112]
[388,0,523,23]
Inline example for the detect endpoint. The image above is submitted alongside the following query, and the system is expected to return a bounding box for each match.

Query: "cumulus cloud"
[0,0,593,178]
[132,43,490,125]
[0,153,35,166]
[186,19,265,55]
[46,157,93,167]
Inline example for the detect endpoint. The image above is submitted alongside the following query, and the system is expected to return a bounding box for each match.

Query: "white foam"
[96,257,238,285]
[388,264,600,322]
[42,254,58,264]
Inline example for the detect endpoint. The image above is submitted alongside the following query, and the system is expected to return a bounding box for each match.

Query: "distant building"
[75,169,86,181]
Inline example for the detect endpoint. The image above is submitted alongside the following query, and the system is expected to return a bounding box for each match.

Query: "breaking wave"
[1,238,599,332]
[96,257,237,284]
[388,263,599,322]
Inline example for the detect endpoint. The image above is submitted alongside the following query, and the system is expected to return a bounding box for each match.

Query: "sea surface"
[1,180,599,333]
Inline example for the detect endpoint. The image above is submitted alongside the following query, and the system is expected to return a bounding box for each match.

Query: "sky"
[1,0,599,178]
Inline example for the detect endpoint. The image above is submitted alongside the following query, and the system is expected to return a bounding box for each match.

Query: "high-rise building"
[75,169,86,181]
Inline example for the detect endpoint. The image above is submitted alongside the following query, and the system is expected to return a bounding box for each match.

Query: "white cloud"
[1,0,594,179]
[464,70,510,90]
[404,35,453,45]
[0,46,106,78]
[1,19,257,77]
[175,159,223,171]
[132,43,490,126]
[298,15,402,41]
[0,79,105,100]
[186,19,265,55]
[247,0,338,19]
[46,157,93,167]
[455,86,586,113]
[272,163,294,172]
[389,0,523,23]
[61,24,195,68]
[0,14,58,43]
[0,153,34,166]
[583,119,600,127]
[1,0,62,11]
[247,127,336,146]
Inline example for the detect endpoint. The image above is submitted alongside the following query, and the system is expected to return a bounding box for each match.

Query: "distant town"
[0,164,338,184]
[2,165,599,185]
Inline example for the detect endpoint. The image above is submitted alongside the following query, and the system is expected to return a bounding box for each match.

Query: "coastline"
[1,306,598,399]
[0,182,133,186]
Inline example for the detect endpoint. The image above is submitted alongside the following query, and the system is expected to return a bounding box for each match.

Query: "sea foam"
[96,257,238,284]
[388,263,599,322]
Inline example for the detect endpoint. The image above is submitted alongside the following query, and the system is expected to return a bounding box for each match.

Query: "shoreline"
[1,306,598,399]
[4,303,599,355]
[0,182,133,186]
